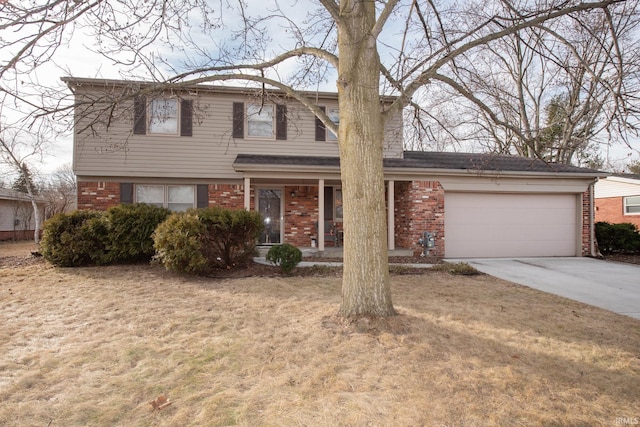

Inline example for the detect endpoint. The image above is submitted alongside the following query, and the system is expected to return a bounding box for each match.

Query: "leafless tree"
[41,163,77,219]
[410,2,640,166]
[1,0,636,317]
[0,124,47,244]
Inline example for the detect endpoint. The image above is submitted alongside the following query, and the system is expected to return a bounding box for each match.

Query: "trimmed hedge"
[40,210,110,267]
[41,203,171,267]
[153,207,264,274]
[104,203,170,263]
[595,222,640,255]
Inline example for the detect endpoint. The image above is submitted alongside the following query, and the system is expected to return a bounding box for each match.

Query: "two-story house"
[63,77,605,258]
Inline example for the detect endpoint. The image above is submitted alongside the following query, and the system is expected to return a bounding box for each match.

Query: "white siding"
[0,200,40,232]
[445,193,578,258]
[73,88,403,179]
[594,178,640,198]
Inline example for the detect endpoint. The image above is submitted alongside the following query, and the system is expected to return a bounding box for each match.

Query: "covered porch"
[233,154,417,255]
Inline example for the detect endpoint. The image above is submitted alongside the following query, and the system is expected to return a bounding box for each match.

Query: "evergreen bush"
[266,243,303,275]
[104,203,170,263]
[153,212,209,274]
[40,210,109,266]
[153,207,264,274]
[197,207,264,269]
[595,222,640,254]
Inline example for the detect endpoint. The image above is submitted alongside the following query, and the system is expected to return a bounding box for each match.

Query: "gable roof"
[234,151,606,178]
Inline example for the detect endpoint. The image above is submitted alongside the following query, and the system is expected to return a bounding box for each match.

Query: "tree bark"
[336,0,395,318]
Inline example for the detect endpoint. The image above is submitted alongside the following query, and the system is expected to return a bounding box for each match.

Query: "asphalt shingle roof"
[234,151,602,174]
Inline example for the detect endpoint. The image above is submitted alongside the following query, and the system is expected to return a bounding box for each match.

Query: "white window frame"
[327,107,339,141]
[624,195,640,215]
[135,184,195,211]
[246,103,275,139]
[148,98,179,135]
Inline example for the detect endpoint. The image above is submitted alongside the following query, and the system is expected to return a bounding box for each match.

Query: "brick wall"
[206,184,247,209]
[595,196,640,228]
[582,190,593,256]
[77,182,121,210]
[0,230,36,241]
[284,185,319,247]
[394,181,445,257]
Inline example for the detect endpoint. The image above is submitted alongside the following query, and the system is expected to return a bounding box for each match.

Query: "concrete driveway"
[448,257,640,320]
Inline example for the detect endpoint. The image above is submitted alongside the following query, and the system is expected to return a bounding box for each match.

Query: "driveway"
[447,257,640,320]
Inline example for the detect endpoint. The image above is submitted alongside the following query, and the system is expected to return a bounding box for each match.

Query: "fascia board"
[382,167,606,181]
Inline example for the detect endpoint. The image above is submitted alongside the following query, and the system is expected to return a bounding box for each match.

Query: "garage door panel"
[445,193,577,258]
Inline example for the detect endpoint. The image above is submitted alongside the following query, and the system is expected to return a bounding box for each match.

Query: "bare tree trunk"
[25,187,41,245]
[337,0,395,318]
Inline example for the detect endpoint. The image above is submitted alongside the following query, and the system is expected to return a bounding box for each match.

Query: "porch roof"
[233,151,607,179]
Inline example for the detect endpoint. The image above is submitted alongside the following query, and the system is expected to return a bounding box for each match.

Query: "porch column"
[244,177,251,210]
[387,180,395,251]
[318,179,325,251]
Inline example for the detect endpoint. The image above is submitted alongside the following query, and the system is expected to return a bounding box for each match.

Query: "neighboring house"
[0,188,46,241]
[594,175,640,228]
[62,77,605,258]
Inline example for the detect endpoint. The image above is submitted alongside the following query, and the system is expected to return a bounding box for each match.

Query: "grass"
[1,241,639,426]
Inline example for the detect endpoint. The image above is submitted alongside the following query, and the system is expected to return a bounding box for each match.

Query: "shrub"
[40,210,110,267]
[266,244,303,275]
[595,222,640,254]
[196,207,264,269]
[153,212,209,274]
[153,207,264,274]
[431,262,481,276]
[104,203,170,263]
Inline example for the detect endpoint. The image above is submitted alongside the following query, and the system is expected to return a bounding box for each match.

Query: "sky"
[2,0,639,181]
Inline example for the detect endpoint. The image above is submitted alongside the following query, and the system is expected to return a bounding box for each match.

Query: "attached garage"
[444,193,579,258]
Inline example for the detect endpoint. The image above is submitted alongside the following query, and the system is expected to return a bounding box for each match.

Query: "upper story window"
[133,96,193,137]
[148,99,178,134]
[624,196,640,214]
[246,103,274,138]
[232,102,287,140]
[315,106,339,142]
[327,108,339,141]
[135,184,195,212]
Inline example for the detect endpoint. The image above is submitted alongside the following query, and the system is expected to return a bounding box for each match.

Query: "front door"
[257,188,283,244]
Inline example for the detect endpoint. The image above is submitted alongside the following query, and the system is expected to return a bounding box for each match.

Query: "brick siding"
[284,186,319,247]
[394,181,445,257]
[582,190,593,256]
[206,184,247,209]
[76,180,595,257]
[77,182,121,210]
[595,197,640,228]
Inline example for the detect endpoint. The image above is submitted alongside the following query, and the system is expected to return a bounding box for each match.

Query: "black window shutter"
[133,96,146,135]
[180,99,193,137]
[276,104,287,140]
[232,102,244,138]
[120,183,134,204]
[197,184,209,208]
[315,106,326,141]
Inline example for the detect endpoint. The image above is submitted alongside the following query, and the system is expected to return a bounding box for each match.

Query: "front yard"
[1,242,639,426]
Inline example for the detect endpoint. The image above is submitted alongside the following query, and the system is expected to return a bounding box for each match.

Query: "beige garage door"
[445,193,578,258]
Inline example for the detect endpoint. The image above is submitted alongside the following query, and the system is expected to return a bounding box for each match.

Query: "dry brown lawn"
[1,241,639,426]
